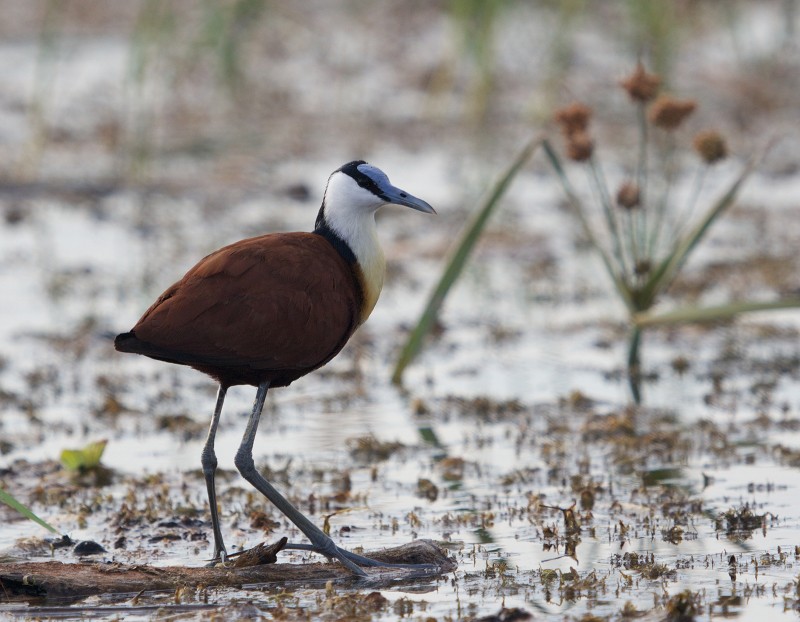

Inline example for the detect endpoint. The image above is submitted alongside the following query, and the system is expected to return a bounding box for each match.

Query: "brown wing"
[127,232,361,374]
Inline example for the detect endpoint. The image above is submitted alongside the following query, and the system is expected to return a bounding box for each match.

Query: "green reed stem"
[588,156,630,281]
[646,132,678,258]
[639,145,767,309]
[543,139,635,312]
[627,325,642,404]
[671,165,707,243]
[635,103,650,267]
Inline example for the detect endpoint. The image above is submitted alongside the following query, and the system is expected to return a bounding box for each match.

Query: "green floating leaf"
[418,426,444,448]
[60,439,108,472]
[391,135,543,385]
[0,488,59,534]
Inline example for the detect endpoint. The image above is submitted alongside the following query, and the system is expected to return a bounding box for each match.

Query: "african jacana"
[115,161,435,575]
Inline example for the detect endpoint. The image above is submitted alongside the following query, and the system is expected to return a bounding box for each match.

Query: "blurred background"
[1,0,797,188]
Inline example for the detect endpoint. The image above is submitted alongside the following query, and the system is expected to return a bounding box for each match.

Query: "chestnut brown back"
[119,232,363,387]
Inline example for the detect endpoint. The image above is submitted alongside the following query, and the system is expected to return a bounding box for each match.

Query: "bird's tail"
[114,331,141,353]
[114,330,197,368]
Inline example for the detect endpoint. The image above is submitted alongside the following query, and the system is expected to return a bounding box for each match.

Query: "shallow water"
[2,166,800,620]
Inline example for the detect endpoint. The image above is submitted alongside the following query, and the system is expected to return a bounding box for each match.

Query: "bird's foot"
[283,541,442,574]
[205,548,230,567]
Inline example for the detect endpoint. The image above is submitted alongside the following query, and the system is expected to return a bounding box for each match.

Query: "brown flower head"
[616,181,640,210]
[555,102,592,136]
[634,259,652,277]
[693,130,728,164]
[620,63,661,102]
[648,95,696,130]
[566,131,594,162]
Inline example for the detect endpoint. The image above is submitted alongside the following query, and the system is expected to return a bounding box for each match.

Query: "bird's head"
[315,161,434,322]
[316,161,435,233]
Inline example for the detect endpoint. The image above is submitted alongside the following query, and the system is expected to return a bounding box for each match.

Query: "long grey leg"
[201,384,228,563]
[233,381,367,576]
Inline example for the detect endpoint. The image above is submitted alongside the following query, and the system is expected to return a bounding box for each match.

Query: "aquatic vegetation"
[663,589,702,620]
[544,62,800,401]
[60,439,107,473]
[393,62,799,396]
[392,137,542,383]
[396,50,799,397]
[0,487,59,535]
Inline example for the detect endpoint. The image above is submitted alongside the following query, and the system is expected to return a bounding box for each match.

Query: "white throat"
[322,173,386,323]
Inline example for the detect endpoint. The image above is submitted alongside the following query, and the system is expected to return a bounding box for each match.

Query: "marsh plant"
[544,63,798,401]
[0,439,107,537]
[394,63,799,401]
[0,487,59,536]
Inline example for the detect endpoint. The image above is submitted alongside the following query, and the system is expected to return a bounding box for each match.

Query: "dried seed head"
[555,102,592,136]
[648,95,696,130]
[555,102,595,163]
[693,130,728,164]
[616,181,640,210]
[566,131,594,162]
[620,63,661,102]
[634,259,652,277]
[671,356,690,375]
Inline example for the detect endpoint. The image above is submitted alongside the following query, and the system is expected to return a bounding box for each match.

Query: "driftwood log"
[0,539,455,600]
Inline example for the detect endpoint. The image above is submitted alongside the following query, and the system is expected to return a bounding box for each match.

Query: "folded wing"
[116,233,361,385]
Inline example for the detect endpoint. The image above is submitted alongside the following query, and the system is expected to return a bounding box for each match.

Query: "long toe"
[331,545,368,576]
[205,549,229,567]
[283,542,440,573]
[334,546,441,571]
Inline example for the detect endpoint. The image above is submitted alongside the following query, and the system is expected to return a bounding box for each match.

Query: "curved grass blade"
[0,487,59,534]
[633,298,800,328]
[391,135,542,384]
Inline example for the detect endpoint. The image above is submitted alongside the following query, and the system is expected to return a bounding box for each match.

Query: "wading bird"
[115,161,435,576]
